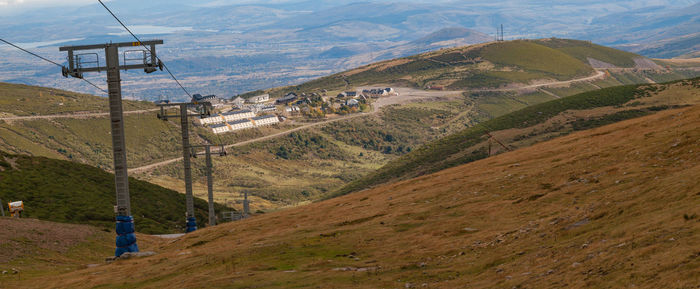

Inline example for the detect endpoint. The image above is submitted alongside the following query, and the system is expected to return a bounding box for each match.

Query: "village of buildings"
[187,88,399,134]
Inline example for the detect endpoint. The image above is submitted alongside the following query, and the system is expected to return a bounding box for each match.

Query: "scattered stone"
[547,269,555,275]
[106,251,157,262]
[283,270,296,273]
[463,227,479,232]
[118,251,157,260]
[669,237,676,241]
[1,270,7,275]
[405,282,414,288]
[86,264,100,268]
[459,251,465,256]
[496,268,504,273]
[565,218,590,230]
[572,262,582,268]
[581,243,589,249]
[505,275,512,280]
[177,251,192,256]
[419,262,427,268]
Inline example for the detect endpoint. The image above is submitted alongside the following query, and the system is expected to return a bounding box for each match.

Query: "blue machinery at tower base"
[186,217,198,233]
[115,215,139,257]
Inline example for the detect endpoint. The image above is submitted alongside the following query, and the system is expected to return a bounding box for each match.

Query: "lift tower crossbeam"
[190,144,227,227]
[157,102,212,232]
[59,40,163,257]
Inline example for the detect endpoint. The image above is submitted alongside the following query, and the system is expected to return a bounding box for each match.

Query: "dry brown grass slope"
[0,218,164,285]
[15,104,700,288]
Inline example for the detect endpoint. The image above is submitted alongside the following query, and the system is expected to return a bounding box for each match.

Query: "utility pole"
[60,40,164,257]
[501,24,504,41]
[157,102,212,232]
[242,191,251,218]
[190,144,227,227]
[1,199,5,217]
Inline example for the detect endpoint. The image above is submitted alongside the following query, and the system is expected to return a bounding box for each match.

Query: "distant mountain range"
[0,0,698,99]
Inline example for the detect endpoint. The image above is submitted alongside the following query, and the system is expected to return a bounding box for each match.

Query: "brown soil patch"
[0,218,100,263]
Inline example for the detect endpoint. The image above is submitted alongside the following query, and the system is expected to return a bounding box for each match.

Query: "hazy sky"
[0,0,94,7]
[1,0,696,15]
[0,0,95,14]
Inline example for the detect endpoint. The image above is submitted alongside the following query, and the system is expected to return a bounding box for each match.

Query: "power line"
[81,78,109,94]
[98,0,192,99]
[0,38,63,67]
[0,37,108,94]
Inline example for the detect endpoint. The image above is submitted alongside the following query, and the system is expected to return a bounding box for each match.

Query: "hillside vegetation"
[17,102,700,288]
[145,103,473,207]
[240,39,649,99]
[0,82,151,116]
[335,77,700,196]
[0,150,233,234]
[2,40,698,210]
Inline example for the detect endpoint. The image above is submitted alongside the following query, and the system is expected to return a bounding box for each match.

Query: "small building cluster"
[199,86,399,134]
[276,92,298,104]
[210,115,280,134]
[192,94,228,107]
[362,87,398,98]
[199,110,255,125]
[247,94,270,104]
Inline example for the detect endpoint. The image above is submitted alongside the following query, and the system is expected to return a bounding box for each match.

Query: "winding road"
[3,70,610,173]
[128,111,372,173]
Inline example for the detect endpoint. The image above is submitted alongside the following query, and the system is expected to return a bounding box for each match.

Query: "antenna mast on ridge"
[496,24,505,42]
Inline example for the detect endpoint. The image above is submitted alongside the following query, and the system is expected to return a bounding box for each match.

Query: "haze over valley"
[1,0,699,100]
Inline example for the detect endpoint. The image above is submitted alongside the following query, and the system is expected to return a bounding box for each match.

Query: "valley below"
[0,31,699,288]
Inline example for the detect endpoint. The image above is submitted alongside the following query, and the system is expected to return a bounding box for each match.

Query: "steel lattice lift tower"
[156,102,212,232]
[59,40,164,257]
[190,144,227,226]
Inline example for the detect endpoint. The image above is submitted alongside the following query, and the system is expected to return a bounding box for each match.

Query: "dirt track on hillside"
[0,108,160,121]
[130,71,612,173]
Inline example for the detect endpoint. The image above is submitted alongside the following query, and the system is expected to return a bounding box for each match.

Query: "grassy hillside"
[240,39,652,99]
[2,40,698,211]
[0,82,152,116]
[0,150,234,234]
[17,103,700,288]
[0,114,187,170]
[534,38,639,68]
[143,103,474,208]
[335,77,700,196]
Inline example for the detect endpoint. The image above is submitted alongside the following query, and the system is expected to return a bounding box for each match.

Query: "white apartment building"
[252,115,279,127]
[222,110,255,122]
[228,119,254,131]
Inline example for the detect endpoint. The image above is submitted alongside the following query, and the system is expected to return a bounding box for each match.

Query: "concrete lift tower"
[59,40,164,257]
[156,102,212,232]
[190,144,227,226]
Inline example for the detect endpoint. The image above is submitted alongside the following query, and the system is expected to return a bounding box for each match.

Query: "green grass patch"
[535,38,638,68]
[0,152,235,233]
